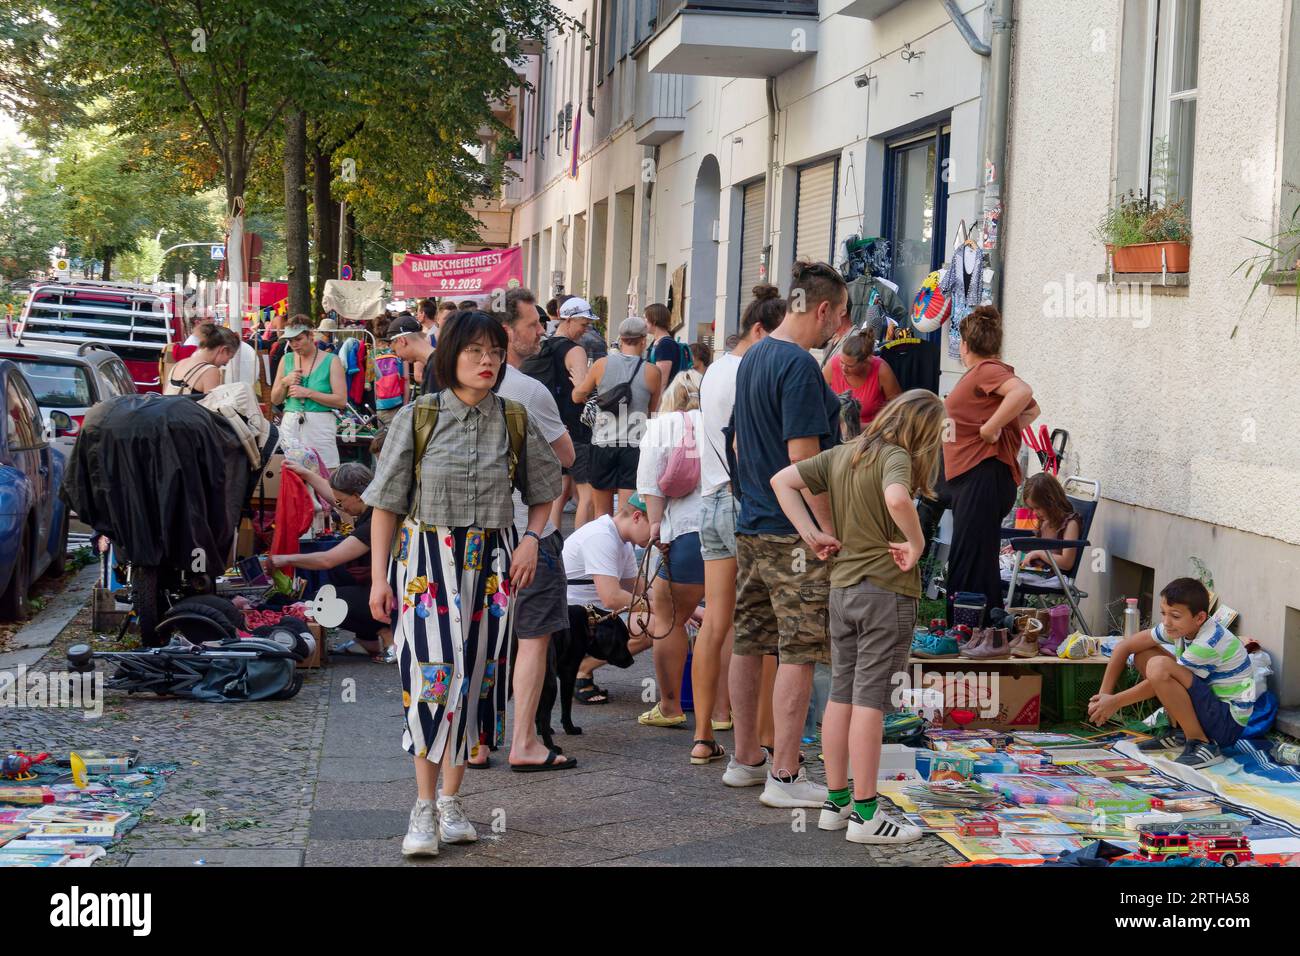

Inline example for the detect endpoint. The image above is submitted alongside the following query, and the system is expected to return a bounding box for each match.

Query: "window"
[12,361,93,408]
[601,0,614,78]
[793,159,838,266]
[1117,0,1201,208]
[1282,2,1300,233]
[6,378,41,449]
[882,128,950,303]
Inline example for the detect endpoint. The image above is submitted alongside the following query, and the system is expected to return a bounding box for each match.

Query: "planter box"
[1109,241,1190,274]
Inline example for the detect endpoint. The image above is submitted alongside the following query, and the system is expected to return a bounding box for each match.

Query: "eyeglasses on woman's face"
[462,344,507,364]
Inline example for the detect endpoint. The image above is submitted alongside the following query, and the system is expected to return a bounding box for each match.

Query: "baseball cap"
[316,317,338,332]
[627,493,648,514]
[559,296,596,320]
[384,316,423,340]
[279,324,311,340]
[618,317,649,339]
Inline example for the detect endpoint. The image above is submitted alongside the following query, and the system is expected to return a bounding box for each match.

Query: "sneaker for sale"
[818,799,853,831]
[759,768,828,809]
[722,754,769,788]
[1174,740,1224,769]
[436,795,478,844]
[846,807,923,845]
[401,799,439,857]
[912,632,959,659]
[1139,728,1186,752]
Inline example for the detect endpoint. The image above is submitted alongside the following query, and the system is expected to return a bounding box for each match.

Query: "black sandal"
[690,740,727,765]
[575,678,609,705]
[510,749,578,773]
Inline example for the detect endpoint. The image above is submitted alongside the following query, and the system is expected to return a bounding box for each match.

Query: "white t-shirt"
[223,341,258,390]
[563,514,636,609]
[497,364,566,538]
[699,352,741,495]
[635,409,702,543]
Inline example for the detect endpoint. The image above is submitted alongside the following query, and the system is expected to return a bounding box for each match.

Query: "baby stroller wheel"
[268,672,304,701]
[135,566,165,648]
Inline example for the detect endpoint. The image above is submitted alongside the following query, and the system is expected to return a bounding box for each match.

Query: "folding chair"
[1001,477,1101,634]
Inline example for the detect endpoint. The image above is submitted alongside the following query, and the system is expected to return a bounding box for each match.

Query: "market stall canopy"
[321,280,386,320]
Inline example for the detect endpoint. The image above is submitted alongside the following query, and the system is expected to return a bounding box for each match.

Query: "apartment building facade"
[1000,0,1300,703]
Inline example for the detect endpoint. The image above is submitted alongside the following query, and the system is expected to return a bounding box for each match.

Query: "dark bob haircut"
[433,310,509,393]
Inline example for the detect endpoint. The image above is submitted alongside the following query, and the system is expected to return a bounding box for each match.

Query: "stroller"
[66,605,311,702]
[63,388,279,646]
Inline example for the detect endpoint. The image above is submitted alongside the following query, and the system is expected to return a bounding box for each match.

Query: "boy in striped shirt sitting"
[1088,578,1254,769]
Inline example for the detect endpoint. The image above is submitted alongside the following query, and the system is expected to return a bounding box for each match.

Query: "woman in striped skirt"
[364,311,562,859]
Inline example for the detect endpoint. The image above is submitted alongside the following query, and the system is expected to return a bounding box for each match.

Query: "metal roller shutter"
[737,181,766,317]
[794,160,837,266]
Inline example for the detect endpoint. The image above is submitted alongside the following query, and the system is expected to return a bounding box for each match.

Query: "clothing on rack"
[939,230,985,360]
[879,335,940,394]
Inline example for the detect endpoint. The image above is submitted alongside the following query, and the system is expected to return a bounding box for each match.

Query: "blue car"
[0,359,69,620]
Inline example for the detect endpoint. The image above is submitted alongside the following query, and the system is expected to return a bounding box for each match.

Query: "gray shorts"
[699,485,738,561]
[513,532,569,639]
[829,578,917,710]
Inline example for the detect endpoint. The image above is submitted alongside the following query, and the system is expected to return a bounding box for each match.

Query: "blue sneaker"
[912,633,959,659]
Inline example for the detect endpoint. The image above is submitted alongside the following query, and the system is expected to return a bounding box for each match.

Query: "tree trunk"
[100,251,113,281]
[283,110,311,317]
[311,142,337,318]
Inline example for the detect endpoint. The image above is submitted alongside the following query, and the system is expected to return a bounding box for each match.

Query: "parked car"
[0,359,69,620]
[15,279,184,392]
[0,339,137,460]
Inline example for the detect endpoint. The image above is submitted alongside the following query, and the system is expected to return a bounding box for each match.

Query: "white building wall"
[1002,0,1300,702]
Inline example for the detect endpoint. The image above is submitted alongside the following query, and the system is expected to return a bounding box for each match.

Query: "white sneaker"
[759,769,828,809]
[846,807,923,845]
[721,755,768,788]
[818,799,853,831]
[436,794,478,844]
[402,799,439,857]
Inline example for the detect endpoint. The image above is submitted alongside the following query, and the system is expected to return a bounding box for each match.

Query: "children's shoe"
[721,755,768,788]
[912,633,959,659]
[1008,631,1039,658]
[401,799,440,857]
[1139,728,1186,752]
[1174,740,1224,769]
[818,799,853,831]
[759,768,828,809]
[846,808,923,845]
[961,627,1009,659]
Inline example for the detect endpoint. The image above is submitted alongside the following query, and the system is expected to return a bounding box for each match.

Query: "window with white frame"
[1282,0,1300,236]
[1116,0,1201,209]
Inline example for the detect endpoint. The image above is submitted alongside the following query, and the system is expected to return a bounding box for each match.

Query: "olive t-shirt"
[797,442,920,597]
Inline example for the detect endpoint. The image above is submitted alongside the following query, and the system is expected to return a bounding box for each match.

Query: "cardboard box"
[297,622,325,669]
[939,673,1042,731]
[236,518,255,560]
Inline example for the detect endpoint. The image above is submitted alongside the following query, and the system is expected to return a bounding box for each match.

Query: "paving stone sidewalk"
[4,582,962,867]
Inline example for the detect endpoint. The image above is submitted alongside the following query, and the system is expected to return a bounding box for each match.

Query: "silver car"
[0,339,137,458]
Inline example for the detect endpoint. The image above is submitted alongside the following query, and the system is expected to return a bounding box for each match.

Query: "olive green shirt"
[797,442,920,597]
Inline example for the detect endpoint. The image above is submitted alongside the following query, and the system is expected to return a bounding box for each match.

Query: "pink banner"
[391,248,523,298]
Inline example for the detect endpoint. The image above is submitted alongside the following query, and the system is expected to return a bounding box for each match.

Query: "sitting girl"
[1018,472,1081,575]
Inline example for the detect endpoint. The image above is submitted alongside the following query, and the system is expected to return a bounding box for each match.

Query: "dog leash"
[626,540,675,641]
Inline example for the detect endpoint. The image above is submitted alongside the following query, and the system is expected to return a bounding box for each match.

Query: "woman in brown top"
[942,305,1039,615]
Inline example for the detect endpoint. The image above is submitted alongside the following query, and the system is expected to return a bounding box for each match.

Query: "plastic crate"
[1035,663,1107,724]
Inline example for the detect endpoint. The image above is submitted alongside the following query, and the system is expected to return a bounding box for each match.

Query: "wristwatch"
[523,530,542,544]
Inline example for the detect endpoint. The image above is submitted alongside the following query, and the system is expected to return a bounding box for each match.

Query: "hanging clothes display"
[939,224,986,360]
[880,335,941,395]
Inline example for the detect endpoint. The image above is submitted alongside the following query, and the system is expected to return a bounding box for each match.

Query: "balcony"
[501,159,525,208]
[634,65,686,145]
[648,0,819,79]
[824,0,908,18]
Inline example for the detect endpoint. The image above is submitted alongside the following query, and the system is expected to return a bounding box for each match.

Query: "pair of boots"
[959,615,1041,659]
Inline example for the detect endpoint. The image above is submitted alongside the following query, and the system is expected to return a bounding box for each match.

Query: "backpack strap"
[409,392,442,520]
[501,397,529,491]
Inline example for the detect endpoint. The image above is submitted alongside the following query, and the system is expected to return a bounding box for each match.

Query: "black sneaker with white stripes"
[1139,728,1186,752]
[1174,739,1224,769]
[845,808,922,845]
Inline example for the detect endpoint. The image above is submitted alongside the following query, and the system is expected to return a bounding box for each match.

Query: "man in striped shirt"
[1088,577,1254,769]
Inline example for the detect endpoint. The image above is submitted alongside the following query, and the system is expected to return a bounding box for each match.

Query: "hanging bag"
[657,411,700,499]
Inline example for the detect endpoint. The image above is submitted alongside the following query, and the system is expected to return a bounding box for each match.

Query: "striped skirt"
[390,519,516,767]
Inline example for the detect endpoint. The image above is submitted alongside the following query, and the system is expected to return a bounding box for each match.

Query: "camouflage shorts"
[733,533,830,666]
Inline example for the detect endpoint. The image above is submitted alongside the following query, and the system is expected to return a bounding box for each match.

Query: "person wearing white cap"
[270,315,347,471]
[572,314,661,518]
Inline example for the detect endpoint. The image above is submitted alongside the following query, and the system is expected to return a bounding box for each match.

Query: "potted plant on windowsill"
[1095,191,1192,273]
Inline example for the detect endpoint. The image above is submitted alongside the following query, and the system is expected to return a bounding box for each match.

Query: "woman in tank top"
[164,323,241,396]
[271,316,348,471]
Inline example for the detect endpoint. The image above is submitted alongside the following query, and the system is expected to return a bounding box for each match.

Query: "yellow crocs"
[638,703,687,727]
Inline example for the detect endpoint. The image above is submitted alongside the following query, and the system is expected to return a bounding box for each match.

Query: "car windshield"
[12,360,93,408]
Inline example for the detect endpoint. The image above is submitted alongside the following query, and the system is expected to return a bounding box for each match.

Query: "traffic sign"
[210,245,225,260]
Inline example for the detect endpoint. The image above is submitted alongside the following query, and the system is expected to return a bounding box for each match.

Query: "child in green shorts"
[770,389,945,845]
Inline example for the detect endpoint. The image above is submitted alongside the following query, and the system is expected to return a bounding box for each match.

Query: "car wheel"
[47,509,69,578]
[0,525,32,622]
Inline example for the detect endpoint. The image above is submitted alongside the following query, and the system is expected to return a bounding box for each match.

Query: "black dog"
[532,606,634,753]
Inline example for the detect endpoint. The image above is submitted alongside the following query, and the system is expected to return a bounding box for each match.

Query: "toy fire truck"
[1136,818,1253,867]
[955,814,1001,837]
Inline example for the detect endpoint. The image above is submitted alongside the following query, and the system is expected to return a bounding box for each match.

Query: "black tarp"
[63,393,248,568]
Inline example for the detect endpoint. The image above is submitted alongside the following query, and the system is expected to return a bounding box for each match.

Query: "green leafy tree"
[0,141,62,278]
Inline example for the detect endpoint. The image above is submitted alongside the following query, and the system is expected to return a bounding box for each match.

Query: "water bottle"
[1273,740,1300,766]
[1123,598,1140,638]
